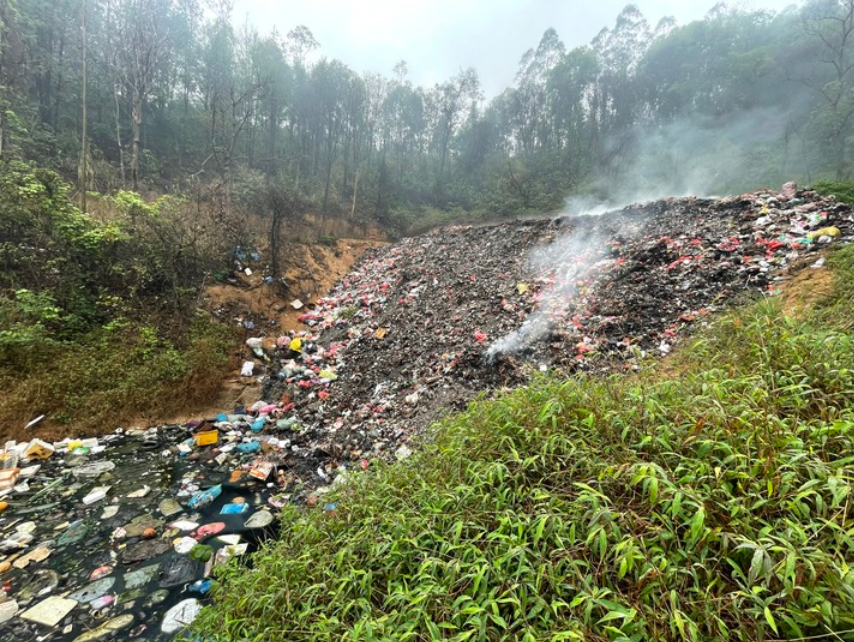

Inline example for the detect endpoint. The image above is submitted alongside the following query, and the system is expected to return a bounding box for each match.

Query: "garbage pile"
[1,184,851,641]
[255,183,853,475]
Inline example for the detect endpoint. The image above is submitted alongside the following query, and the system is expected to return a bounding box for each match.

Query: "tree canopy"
[0,1,852,228]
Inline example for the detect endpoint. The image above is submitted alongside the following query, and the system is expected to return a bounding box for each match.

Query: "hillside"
[0,182,853,642]
[192,201,854,641]
[241,184,853,491]
[8,1,854,640]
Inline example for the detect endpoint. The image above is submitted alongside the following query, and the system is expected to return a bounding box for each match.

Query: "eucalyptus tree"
[382,68,426,189]
[512,27,566,155]
[310,58,353,213]
[590,3,654,167]
[200,5,267,210]
[113,0,179,189]
[431,68,482,194]
[797,0,854,178]
[546,46,598,173]
[250,31,291,174]
[19,0,79,136]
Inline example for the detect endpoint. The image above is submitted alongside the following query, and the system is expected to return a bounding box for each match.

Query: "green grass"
[814,180,854,208]
[0,315,237,439]
[195,244,854,642]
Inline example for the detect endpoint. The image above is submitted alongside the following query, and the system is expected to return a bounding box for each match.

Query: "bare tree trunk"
[78,0,88,212]
[131,92,142,190]
[0,13,4,159]
[350,167,359,219]
[322,156,333,214]
[114,86,125,184]
[270,211,281,280]
[53,35,65,133]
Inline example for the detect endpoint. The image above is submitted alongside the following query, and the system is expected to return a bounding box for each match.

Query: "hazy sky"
[238,0,797,97]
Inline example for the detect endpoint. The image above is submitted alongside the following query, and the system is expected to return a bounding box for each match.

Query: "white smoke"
[486,224,611,360]
[486,193,664,361]
[595,104,816,203]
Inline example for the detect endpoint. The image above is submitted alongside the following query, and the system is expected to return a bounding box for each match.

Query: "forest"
[1,0,853,234]
[1,0,854,431]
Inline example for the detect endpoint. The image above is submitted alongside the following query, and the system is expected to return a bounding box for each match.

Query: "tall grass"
[196,244,854,642]
[0,316,236,439]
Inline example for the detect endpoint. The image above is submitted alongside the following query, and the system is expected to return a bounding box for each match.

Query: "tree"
[432,68,481,193]
[115,0,175,189]
[200,11,266,208]
[286,25,318,70]
[310,59,351,214]
[511,28,566,154]
[798,0,854,178]
[78,0,89,213]
[0,0,26,157]
[0,0,840,230]
[547,46,598,173]
[251,32,291,174]
[265,178,304,284]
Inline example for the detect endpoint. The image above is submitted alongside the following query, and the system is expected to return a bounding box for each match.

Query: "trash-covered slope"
[266,185,853,483]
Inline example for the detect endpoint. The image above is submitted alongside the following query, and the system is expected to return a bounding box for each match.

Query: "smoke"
[487,103,815,362]
[486,222,612,361]
[592,103,815,205]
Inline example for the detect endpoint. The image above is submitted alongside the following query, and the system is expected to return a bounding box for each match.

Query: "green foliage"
[5,0,846,233]
[0,161,228,344]
[196,246,854,642]
[0,161,239,435]
[0,315,236,435]
[813,180,854,207]
[814,240,854,332]
[0,289,63,355]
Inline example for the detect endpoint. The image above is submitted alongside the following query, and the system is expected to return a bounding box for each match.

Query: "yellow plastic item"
[807,226,841,239]
[289,337,302,353]
[0,501,8,513]
[193,430,219,447]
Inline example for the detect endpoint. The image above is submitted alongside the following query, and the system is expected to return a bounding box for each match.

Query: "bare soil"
[777,253,835,317]
[132,237,387,428]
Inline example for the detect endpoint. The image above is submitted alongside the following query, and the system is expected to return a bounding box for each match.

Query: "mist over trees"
[1,0,853,229]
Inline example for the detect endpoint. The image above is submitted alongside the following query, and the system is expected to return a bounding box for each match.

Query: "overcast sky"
[238,0,798,97]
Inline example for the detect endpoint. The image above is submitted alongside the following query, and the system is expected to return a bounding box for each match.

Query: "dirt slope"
[129,238,386,427]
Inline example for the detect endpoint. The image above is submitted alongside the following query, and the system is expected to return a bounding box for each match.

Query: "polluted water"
[0,421,286,641]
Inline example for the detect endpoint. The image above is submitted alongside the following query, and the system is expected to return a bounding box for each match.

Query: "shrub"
[0,161,241,437]
[813,180,854,206]
[0,315,236,438]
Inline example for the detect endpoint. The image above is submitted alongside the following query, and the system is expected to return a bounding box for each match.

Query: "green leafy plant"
[0,162,240,437]
[0,315,236,436]
[813,180,854,206]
